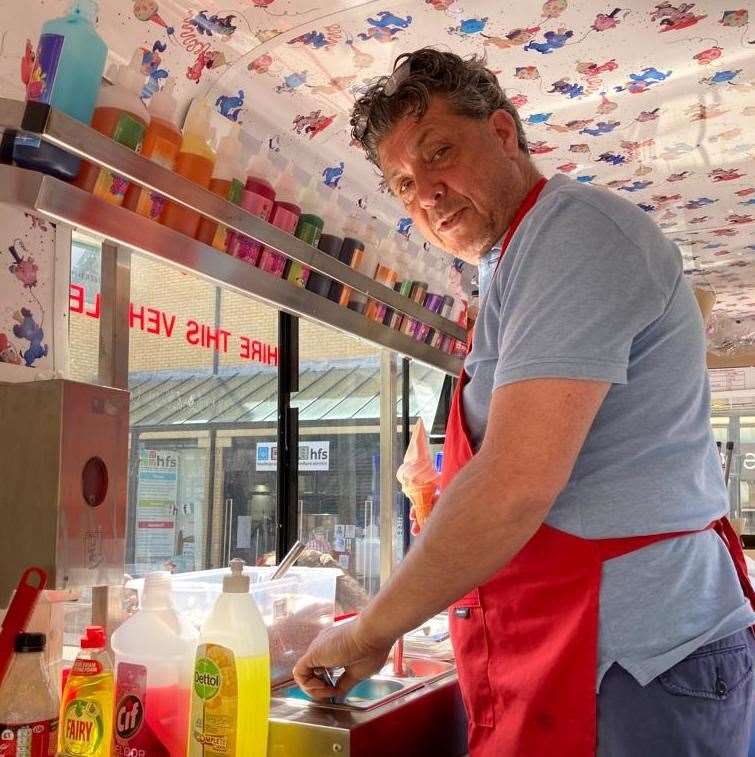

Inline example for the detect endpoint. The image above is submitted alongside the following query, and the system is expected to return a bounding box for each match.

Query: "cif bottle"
[228,150,276,265]
[161,100,216,237]
[58,626,114,757]
[258,162,302,277]
[189,559,270,757]
[111,572,197,757]
[0,633,59,755]
[285,179,324,288]
[13,0,108,180]
[74,50,148,205]
[123,80,182,220]
[196,125,246,249]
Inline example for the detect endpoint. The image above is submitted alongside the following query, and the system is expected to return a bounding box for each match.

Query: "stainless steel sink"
[383,657,454,679]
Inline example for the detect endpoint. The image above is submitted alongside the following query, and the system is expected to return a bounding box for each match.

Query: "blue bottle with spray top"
[13,0,108,180]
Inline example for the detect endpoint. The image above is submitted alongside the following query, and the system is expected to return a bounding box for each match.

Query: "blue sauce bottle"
[13,0,108,180]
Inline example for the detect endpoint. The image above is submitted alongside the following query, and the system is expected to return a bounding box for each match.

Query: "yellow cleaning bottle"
[189,559,270,757]
[58,626,114,757]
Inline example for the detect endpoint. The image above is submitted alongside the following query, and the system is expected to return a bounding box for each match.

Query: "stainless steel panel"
[0,165,463,376]
[98,241,131,390]
[0,99,465,343]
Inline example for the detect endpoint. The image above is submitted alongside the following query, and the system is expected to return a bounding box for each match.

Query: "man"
[293,49,755,755]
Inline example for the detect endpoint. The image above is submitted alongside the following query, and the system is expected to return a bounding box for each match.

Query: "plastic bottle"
[258,162,302,277]
[189,559,270,757]
[0,633,59,756]
[161,100,216,237]
[304,187,341,297]
[388,239,415,330]
[58,626,114,757]
[122,80,182,221]
[402,246,429,338]
[416,262,447,343]
[13,0,108,180]
[228,150,276,265]
[196,125,246,249]
[348,218,381,314]
[285,179,324,288]
[365,228,399,322]
[110,572,197,757]
[329,201,366,307]
[73,51,148,205]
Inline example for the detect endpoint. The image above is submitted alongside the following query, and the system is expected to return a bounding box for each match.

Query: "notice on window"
[256,441,330,471]
[134,449,178,565]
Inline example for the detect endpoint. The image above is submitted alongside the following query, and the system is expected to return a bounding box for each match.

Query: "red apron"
[441,179,755,757]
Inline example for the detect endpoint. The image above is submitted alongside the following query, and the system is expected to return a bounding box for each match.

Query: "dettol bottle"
[189,559,270,757]
[58,626,114,757]
[111,572,198,756]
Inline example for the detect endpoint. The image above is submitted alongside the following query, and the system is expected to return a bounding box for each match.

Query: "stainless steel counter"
[268,673,467,756]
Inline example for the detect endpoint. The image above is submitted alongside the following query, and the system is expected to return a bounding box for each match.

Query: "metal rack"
[0,98,465,375]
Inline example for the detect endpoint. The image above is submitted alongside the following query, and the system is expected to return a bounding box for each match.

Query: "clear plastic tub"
[126,566,338,686]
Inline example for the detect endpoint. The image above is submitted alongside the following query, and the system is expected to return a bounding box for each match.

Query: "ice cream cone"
[405,482,438,528]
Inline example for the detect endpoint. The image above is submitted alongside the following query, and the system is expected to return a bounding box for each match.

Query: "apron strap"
[713,517,755,610]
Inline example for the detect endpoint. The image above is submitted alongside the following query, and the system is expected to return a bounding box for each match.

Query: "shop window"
[68,232,101,383]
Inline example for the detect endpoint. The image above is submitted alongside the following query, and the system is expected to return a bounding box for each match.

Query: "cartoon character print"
[596,92,618,114]
[292,111,336,139]
[576,59,618,78]
[308,76,356,96]
[133,0,175,37]
[709,168,745,182]
[426,0,456,10]
[693,46,723,65]
[592,8,622,31]
[549,79,584,98]
[358,12,412,42]
[275,71,308,94]
[569,143,591,154]
[687,104,728,121]
[345,38,375,68]
[581,120,620,136]
[215,90,245,122]
[515,66,541,81]
[700,70,742,86]
[667,171,692,182]
[482,27,540,49]
[0,334,22,365]
[597,151,627,165]
[682,197,717,210]
[650,3,706,32]
[542,0,568,19]
[20,39,35,86]
[509,94,528,108]
[728,214,753,225]
[186,49,225,83]
[620,180,653,192]
[140,41,169,102]
[448,18,488,36]
[524,27,573,53]
[636,108,661,122]
[189,11,237,37]
[248,54,273,74]
[526,112,552,125]
[614,67,672,94]
[12,308,47,368]
[397,217,413,237]
[288,30,329,48]
[528,141,557,154]
[6,238,37,289]
[557,162,578,172]
[720,10,748,28]
[323,162,344,188]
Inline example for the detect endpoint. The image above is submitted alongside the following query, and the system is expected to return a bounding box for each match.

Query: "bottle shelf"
[0,98,465,376]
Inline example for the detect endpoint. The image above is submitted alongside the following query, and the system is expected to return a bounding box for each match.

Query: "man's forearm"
[357,448,553,648]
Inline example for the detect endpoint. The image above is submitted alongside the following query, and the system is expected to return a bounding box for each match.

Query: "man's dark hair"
[350,47,529,169]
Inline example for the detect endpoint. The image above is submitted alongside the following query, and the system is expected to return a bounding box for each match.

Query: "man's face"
[378,97,531,264]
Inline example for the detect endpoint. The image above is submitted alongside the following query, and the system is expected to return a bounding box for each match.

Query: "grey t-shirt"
[463,174,755,687]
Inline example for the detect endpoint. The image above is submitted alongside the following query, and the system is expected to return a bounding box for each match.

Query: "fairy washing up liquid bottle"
[58,626,114,757]
[110,572,197,756]
[189,559,270,757]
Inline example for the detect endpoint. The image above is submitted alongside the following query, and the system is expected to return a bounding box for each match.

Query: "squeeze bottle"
[416,260,447,343]
[123,80,181,220]
[306,188,342,297]
[285,179,324,288]
[228,151,276,265]
[0,633,59,756]
[74,51,148,205]
[347,218,381,314]
[196,125,246,248]
[188,559,270,757]
[365,229,399,322]
[388,239,414,330]
[161,100,216,237]
[402,245,429,338]
[58,626,114,757]
[111,572,197,757]
[258,162,302,277]
[13,0,108,180]
[330,199,365,306]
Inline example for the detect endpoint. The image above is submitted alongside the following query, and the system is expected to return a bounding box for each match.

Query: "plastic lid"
[142,571,173,610]
[115,50,147,96]
[223,558,250,593]
[184,99,212,141]
[80,625,106,649]
[214,125,244,179]
[148,79,178,123]
[15,632,45,653]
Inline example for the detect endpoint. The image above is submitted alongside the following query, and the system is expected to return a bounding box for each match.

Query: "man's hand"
[293,619,393,700]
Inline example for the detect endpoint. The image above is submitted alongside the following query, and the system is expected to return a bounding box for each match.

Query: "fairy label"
[61,700,104,755]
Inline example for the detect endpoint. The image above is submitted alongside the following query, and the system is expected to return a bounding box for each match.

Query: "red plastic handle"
[0,566,47,688]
